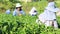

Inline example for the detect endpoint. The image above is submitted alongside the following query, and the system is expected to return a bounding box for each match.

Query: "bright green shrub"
[0,14,60,34]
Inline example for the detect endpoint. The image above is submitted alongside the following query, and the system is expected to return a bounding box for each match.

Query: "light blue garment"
[13,9,25,16]
[6,9,10,14]
[44,2,59,20]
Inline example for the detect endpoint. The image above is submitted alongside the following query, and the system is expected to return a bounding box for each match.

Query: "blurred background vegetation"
[0,0,60,14]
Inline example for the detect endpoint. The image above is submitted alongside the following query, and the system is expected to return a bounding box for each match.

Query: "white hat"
[30,7,36,12]
[16,3,22,7]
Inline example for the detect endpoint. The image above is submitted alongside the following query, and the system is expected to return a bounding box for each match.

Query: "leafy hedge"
[0,14,60,34]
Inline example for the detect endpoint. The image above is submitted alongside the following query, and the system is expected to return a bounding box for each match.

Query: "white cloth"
[44,9,56,20]
[44,2,59,20]
[38,2,59,27]
[45,21,50,26]
[43,2,59,27]
[38,13,46,23]
[29,7,37,16]
[38,2,59,21]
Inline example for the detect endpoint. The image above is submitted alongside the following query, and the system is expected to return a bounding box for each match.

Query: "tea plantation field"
[0,1,60,34]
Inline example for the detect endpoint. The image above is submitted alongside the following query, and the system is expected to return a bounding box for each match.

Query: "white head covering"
[45,2,59,12]
[46,2,55,9]
[29,7,37,16]
[16,3,22,7]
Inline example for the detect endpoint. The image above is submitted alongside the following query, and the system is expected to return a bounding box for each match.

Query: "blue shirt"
[6,9,10,14]
[13,9,25,16]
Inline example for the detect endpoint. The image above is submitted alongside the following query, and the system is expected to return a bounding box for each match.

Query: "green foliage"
[0,0,60,34]
[0,14,60,34]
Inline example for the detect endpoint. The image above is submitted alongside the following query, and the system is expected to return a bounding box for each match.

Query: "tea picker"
[13,3,25,16]
[36,0,60,28]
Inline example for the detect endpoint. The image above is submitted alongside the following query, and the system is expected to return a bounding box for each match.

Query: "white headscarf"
[29,7,37,15]
[46,2,59,12]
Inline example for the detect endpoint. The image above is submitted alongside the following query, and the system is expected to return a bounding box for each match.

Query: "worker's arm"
[46,7,59,12]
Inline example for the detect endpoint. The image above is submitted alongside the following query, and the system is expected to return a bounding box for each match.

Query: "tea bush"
[0,13,60,34]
